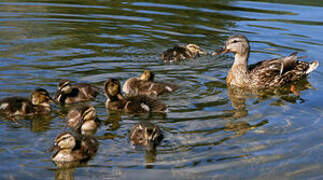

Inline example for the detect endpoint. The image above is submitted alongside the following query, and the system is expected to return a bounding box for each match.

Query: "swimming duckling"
[129,122,163,151]
[50,132,99,164]
[123,70,177,96]
[104,78,168,113]
[213,34,319,88]
[55,80,99,105]
[66,105,100,135]
[161,43,207,63]
[0,88,55,116]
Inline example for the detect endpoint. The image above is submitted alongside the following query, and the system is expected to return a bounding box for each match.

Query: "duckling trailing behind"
[104,78,168,113]
[129,122,163,151]
[0,88,55,116]
[55,80,99,105]
[49,132,99,164]
[66,105,100,135]
[213,34,319,88]
[161,43,207,63]
[123,70,177,96]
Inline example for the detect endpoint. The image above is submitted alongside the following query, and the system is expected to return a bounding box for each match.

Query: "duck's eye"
[232,40,238,43]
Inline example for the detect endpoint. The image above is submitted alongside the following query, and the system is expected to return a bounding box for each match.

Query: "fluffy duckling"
[0,88,55,116]
[161,43,207,62]
[66,105,100,135]
[104,78,168,113]
[50,132,99,164]
[213,34,319,88]
[129,122,163,151]
[123,70,177,96]
[55,80,99,105]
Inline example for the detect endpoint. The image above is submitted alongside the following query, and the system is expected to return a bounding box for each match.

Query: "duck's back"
[125,95,168,113]
[0,97,34,115]
[74,83,99,98]
[161,45,190,62]
[249,53,318,88]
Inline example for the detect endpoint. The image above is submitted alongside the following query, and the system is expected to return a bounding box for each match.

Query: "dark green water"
[0,0,322,179]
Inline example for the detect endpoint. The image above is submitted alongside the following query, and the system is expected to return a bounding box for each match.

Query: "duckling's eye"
[232,40,238,43]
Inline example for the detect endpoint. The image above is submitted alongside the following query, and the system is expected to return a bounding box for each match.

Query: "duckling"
[123,70,177,96]
[104,78,168,113]
[213,34,319,88]
[66,105,100,135]
[50,132,99,164]
[129,122,163,151]
[0,88,55,116]
[161,43,207,62]
[55,80,99,105]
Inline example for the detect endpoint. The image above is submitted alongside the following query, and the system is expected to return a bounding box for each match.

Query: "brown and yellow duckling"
[55,80,99,105]
[213,34,319,88]
[66,105,100,135]
[104,78,168,113]
[0,88,55,116]
[161,43,207,63]
[129,122,163,151]
[123,70,177,96]
[49,132,99,164]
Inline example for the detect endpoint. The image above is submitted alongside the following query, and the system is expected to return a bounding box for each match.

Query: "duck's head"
[80,105,96,122]
[135,123,163,151]
[213,34,250,56]
[49,132,76,154]
[31,88,55,105]
[56,80,73,96]
[104,78,122,99]
[186,44,207,55]
[140,70,155,81]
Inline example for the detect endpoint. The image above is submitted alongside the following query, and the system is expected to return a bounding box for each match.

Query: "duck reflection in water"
[55,167,75,180]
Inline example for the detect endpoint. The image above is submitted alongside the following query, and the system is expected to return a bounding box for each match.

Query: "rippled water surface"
[0,0,323,179]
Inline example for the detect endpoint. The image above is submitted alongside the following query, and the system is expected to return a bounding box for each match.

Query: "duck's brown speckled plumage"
[66,105,100,135]
[55,80,99,105]
[161,44,206,62]
[122,70,177,96]
[50,132,98,164]
[0,88,54,116]
[104,78,168,113]
[129,122,163,151]
[215,34,319,88]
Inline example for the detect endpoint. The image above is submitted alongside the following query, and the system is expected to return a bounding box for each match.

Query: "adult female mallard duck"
[122,70,177,96]
[0,88,55,116]
[129,122,163,151]
[104,78,168,113]
[213,34,319,88]
[66,105,100,135]
[49,132,99,164]
[55,80,99,105]
[161,43,207,62]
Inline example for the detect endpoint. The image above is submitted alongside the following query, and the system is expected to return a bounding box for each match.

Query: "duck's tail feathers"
[306,60,319,74]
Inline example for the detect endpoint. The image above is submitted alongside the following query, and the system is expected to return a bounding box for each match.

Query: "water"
[0,0,322,179]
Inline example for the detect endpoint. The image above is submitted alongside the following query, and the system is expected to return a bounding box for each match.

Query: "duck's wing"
[249,52,318,87]
[0,97,34,115]
[75,83,99,98]
[125,96,168,113]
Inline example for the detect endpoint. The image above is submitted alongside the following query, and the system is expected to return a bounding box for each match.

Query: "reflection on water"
[0,0,323,179]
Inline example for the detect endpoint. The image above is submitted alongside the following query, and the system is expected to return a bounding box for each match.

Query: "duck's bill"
[47,143,59,153]
[54,90,61,100]
[49,96,57,104]
[211,47,229,56]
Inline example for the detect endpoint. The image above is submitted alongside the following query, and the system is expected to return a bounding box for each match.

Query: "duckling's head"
[58,80,73,94]
[31,88,55,105]
[104,79,121,98]
[214,34,250,56]
[81,106,96,122]
[186,44,207,55]
[133,123,163,151]
[140,70,155,81]
[54,132,76,150]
